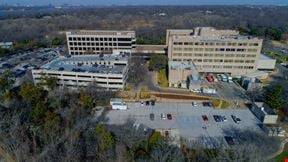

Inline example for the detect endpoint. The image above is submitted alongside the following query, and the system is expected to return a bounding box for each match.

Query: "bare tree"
[246,86,264,102]
[283,70,288,81]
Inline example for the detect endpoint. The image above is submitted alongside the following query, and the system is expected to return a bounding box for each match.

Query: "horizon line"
[1,4,288,7]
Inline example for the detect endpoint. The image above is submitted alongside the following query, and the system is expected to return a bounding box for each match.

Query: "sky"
[2,0,288,6]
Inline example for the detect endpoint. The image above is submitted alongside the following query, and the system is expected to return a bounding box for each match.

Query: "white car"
[161,113,166,120]
[191,89,201,93]
[192,102,198,107]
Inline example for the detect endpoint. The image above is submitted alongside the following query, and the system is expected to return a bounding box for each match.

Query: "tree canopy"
[148,55,168,71]
[265,85,284,110]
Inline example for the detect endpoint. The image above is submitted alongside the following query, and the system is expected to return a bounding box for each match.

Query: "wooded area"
[0,6,288,47]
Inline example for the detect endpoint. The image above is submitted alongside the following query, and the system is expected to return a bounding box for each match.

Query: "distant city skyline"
[2,0,288,6]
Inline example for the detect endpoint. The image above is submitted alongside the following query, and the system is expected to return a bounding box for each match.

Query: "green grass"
[158,69,168,87]
[212,98,230,109]
[263,48,288,63]
[274,143,288,162]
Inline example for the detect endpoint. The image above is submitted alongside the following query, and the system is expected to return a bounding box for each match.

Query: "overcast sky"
[2,0,288,6]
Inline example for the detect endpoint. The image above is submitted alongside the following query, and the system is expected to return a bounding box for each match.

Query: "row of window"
[70,46,132,51]
[173,47,258,52]
[173,53,257,58]
[69,43,132,47]
[70,47,113,51]
[171,58,255,63]
[200,65,254,69]
[61,80,123,85]
[173,41,259,47]
[35,73,123,80]
[68,37,132,42]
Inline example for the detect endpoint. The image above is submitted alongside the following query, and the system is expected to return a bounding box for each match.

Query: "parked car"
[206,75,214,82]
[167,113,173,120]
[202,115,208,121]
[203,102,212,107]
[58,67,65,71]
[150,113,155,121]
[161,113,166,120]
[222,116,227,122]
[192,102,198,107]
[146,101,150,106]
[231,115,241,123]
[151,100,155,106]
[224,136,235,145]
[213,115,221,122]
[191,89,201,93]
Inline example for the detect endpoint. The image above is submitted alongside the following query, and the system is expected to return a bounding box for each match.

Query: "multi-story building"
[32,54,129,90]
[66,30,136,55]
[167,27,263,76]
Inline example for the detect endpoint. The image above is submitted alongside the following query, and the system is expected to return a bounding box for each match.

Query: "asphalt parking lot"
[106,102,262,148]
[214,81,248,101]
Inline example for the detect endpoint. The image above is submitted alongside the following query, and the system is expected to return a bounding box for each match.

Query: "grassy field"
[211,98,230,109]
[274,143,288,162]
[263,48,288,63]
[158,68,168,87]
[272,40,288,48]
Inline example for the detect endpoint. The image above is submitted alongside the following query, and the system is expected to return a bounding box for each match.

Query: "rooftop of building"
[253,102,276,115]
[259,54,276,61]
[174,35,261,41]
[38,54,129,75]
[169,61,198,71]
[66,30,135,37]
[168,27,261,41]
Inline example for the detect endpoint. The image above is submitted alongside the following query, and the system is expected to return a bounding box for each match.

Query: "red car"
[202,115,208,121]
[167,113,173,120]
[206,75,214,82]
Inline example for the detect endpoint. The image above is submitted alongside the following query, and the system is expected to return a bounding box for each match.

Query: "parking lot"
[106,102,262,147]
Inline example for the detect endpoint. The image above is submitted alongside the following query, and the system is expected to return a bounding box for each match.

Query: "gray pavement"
[106,102,263,147]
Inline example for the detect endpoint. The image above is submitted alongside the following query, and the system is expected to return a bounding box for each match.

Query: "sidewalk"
[267,137,288,160]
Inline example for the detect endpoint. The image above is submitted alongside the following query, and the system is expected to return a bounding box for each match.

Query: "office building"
[32,54,129,90]
[66,30,136,55]
[167,27,263,76]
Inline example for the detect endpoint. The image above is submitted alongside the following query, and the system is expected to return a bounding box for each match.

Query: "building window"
[173,42,183,45]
